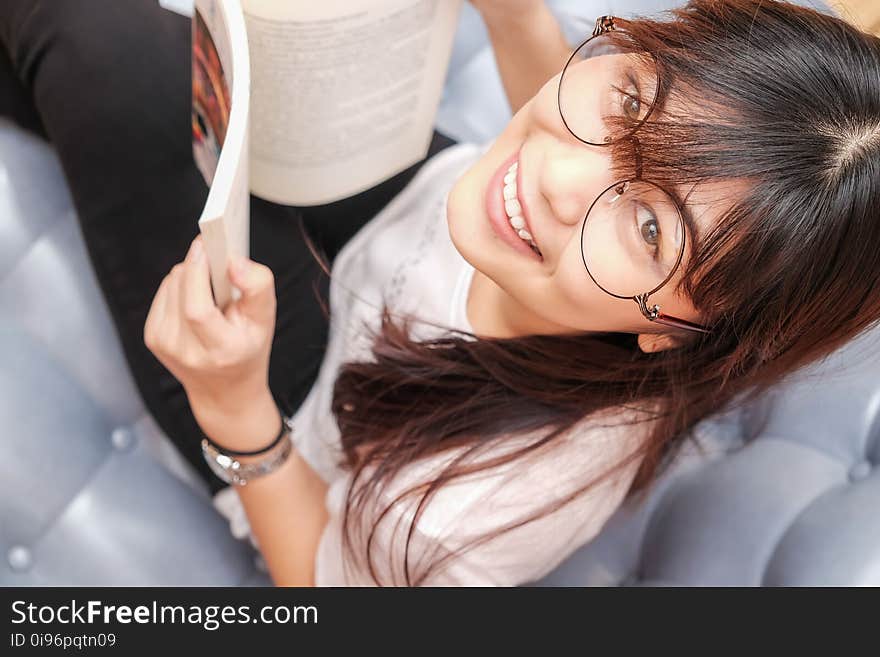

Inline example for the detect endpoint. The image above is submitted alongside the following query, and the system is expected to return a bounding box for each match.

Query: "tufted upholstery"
[0,120,272,585]
[3,0,876,587]
[536,326,880,586]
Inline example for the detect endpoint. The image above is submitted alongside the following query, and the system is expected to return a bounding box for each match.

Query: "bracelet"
[202,412,286,456]
[201,413,295,487]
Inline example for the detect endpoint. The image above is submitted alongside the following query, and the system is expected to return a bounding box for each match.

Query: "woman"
[8,0,880,585]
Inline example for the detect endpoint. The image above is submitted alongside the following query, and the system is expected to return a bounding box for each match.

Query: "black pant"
[0,0,454,494]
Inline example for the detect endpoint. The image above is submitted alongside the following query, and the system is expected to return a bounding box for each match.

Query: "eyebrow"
[681,201,700,258]
[669,183,702,259]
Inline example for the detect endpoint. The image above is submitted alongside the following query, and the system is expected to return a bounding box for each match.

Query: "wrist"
[200,412,294,487]
[189,388,282,453]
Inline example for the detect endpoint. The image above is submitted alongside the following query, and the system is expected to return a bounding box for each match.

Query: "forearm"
[235,446,329,587]
[477,3,573,114]
[145,233,329,585]
[195,393,329,587]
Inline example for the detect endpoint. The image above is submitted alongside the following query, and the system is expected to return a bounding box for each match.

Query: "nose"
[539,140,614,227]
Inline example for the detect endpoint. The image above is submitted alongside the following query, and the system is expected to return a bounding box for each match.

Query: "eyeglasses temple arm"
[653,313,712,334]
[635,295,711,334]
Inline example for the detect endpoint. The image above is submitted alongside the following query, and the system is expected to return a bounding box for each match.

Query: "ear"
[637,332,681,353]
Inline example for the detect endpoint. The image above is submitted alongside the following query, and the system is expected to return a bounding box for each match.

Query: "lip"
[485,149,543,262]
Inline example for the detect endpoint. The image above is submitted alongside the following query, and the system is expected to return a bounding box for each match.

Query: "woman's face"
[447,61,741,340]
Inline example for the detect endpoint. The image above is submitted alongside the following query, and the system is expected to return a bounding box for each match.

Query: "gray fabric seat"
[536,325,880,586]
[0,120,271,585]
[4,0,876,587]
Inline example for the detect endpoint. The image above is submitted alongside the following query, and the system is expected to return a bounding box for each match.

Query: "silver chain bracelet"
[201,415,294,486]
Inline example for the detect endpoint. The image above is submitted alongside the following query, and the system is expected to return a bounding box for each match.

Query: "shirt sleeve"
[313,410,650,586]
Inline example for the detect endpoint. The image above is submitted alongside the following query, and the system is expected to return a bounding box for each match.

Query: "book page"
[192,0,251,308]
[242,0,463,206]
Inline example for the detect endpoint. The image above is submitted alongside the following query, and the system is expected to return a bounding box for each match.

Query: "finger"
[181,236,230,347]
[145,265,185,369]
[149,262,185,355]
[227,256,277,325]
[166,263,183,329]
[144,272,172,351]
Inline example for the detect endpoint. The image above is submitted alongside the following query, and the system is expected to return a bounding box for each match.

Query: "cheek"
[547,239,607,324]
[445,75,562,231]
[504,238,607,331]
[540,239,644,332]
[528,73,570,137]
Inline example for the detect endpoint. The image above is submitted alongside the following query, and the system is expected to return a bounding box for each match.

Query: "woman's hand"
[144,236,281,449]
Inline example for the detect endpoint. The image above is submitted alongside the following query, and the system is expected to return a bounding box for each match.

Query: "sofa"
[4,0,877,587]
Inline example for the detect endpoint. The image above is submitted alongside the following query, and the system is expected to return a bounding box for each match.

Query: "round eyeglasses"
[558,16,710,335]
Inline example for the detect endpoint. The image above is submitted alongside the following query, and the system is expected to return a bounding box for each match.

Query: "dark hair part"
[324,0,880,585]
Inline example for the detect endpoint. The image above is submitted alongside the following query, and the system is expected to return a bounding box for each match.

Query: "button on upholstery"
[849,460,871,482]
[111,427,134,451]
[8,545,33,572]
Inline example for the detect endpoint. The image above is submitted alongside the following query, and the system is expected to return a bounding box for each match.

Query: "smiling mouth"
[502,160,543,258]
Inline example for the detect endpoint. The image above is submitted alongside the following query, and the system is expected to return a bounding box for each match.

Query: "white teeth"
[501,158,540,256]
[504,199,521,217]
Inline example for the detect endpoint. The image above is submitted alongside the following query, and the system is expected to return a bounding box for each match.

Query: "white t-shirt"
[213,142,651,586]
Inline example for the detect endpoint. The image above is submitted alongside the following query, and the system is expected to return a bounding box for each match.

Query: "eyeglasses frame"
[559,16,711,335]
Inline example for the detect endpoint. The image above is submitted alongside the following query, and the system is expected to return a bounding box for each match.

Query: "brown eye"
[640,215,659,245]
[618,70,643,122]
[623,94,641,121]
[635,204,661,260]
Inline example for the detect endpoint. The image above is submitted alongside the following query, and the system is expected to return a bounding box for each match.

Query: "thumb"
[227,256,276,324]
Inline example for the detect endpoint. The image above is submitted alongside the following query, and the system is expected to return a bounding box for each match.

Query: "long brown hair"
[316,0,880,585]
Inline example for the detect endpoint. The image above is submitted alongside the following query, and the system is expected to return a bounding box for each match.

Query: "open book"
[191,0,463,308]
